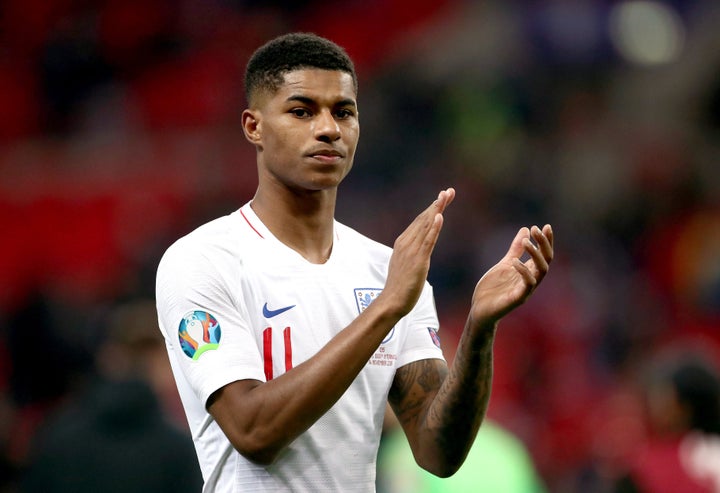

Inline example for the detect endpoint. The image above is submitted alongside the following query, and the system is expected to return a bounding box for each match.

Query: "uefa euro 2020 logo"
[179,311,222,360]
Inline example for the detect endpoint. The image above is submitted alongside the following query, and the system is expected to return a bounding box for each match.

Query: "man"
[22,300,203,493]
[155,32,553,492]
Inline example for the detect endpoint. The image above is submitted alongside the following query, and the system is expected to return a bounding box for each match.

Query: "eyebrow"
[286,95,357,108]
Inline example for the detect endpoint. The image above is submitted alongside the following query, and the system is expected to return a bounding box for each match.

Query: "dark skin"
[207,68,554,476]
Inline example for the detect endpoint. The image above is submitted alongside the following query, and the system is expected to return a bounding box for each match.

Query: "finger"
[422,212,445,254]
[532,224,554,263]
[505,227,531,260]
[396,189,453,252]
[428,188,455,218]
[542,224,553,249]
[523,226,552,278]
[408,188,455,237]
[523,236,549,279]
[530,226,553,270]
[414,189,453,227]
[512,258,537,290]
[416,190,453,255]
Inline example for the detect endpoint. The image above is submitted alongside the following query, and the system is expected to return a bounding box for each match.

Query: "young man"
[155,32,553,492]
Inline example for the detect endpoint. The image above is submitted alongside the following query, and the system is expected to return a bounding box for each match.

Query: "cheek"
[262,125,298,155]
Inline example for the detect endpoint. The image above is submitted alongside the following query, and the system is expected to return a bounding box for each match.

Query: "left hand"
[470,224,554,327]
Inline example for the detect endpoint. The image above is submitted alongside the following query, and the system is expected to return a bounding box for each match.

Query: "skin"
[207,68,554,475]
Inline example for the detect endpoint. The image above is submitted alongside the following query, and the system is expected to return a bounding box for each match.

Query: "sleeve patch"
[179,310,222,359]
[427,327,441,348]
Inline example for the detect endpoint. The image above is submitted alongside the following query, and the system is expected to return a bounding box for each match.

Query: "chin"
[308,171,348,190]
[307,180,342,191]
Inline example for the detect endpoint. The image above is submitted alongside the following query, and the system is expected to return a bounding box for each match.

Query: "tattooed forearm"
[430,337,494,460]
[389,359,446,430]
[435,332,493,423]
[389,325,497,476]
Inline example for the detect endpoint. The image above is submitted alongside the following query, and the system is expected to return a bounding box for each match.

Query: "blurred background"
[1,0,719,492]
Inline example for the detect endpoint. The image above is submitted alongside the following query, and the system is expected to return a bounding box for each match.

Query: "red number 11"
[263,327,292,381]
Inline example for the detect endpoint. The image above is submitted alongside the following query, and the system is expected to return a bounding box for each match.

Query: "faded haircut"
[244,32,358,105]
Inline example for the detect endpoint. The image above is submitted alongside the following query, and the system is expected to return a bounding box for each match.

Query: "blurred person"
[613,351,720,493]
[20,299,202,493]
[155,32,554,492]
[376,320,546,493]
[378,407,547,493]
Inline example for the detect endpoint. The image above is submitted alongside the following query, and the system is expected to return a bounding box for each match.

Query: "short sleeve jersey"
[155,202,445,493]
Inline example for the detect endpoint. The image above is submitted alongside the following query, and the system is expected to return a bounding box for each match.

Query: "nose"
[314,109,341,142]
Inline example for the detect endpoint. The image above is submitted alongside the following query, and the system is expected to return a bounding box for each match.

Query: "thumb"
[505,227,530,260]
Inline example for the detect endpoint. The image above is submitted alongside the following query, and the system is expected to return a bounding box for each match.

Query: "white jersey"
[155,202,445,493]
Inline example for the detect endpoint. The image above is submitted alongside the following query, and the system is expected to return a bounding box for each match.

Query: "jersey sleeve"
[395,282,446,368]
[155,238,266,408]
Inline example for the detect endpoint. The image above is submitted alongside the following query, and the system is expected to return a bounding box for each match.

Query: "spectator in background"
[19,299,202,493]
[613,351,720,493]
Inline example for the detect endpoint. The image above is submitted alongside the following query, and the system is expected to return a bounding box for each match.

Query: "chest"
[236,251,403,380]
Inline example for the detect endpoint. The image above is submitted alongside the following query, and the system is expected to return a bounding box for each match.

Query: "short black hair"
[671,360,720,434]
[647,354,720,434]
[244,32,357,105]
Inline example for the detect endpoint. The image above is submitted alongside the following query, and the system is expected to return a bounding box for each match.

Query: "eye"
[335,108,355,119]
[290,108,311,118]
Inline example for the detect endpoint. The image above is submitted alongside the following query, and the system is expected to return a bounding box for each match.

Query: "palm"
[471,260,533,322]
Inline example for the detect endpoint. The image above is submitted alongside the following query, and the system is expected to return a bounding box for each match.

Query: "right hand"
[380,188,455,317]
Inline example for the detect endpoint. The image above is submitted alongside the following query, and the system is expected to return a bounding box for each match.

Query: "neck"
[251,185,336,264]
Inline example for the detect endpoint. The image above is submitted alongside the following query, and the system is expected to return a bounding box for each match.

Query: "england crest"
[354,287,395,344]
[354,288,383,313]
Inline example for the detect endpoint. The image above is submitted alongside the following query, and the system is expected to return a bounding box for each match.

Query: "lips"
[307,148,343,159]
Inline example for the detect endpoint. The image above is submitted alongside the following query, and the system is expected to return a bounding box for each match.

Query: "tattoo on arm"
[389,344,493,465]
[389,359,447,432]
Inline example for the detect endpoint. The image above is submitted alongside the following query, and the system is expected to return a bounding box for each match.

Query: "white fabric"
[156,202,445,492]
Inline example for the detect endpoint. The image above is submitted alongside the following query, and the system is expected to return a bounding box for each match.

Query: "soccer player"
[155,32,554,492]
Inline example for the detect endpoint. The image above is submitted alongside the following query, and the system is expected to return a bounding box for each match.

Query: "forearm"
[209,294,404,464]
[414,318,497,476]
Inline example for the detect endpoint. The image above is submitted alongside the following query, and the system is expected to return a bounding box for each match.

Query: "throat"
[249,194,336,263]
[292,241,333,264]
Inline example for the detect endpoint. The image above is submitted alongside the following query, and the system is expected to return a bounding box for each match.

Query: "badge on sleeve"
[179,310,222,360]
[428,327,441,348]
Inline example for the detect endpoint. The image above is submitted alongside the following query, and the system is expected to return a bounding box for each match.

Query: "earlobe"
[242,109,262,144]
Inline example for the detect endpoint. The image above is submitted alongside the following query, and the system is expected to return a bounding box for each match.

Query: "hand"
[470,224,553,327]
[381,188,456,317]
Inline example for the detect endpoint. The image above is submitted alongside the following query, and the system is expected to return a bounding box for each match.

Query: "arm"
[207,188,456,465]
[389,224,554,477]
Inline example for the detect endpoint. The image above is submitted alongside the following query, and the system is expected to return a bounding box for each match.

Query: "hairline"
[247,68,358,108]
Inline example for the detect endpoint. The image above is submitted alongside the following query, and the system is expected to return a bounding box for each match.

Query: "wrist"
[467,314,498,340]
[368,291,410,326]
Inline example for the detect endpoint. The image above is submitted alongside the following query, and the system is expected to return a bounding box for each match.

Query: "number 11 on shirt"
[263,327,293,381]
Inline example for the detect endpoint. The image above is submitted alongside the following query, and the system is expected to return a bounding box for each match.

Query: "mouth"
[307,149,344,163]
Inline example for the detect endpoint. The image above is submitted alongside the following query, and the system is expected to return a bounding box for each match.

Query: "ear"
[242,109,262,145]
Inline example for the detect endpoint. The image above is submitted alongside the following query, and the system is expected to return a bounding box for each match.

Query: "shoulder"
[160,211,248,267]
[156,210,256,293]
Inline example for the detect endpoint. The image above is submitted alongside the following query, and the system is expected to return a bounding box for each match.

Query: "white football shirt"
[156,202,445,493]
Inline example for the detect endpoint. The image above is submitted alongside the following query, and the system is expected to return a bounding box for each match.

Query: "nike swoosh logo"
[262,303,296,318]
